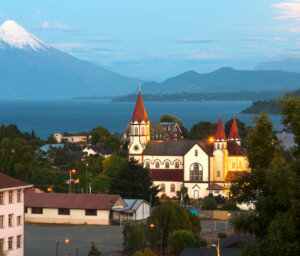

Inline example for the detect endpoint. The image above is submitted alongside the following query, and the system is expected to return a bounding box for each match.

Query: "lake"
[0,100,282,139]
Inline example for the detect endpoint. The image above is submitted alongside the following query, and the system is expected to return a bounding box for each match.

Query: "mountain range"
[0,20,140,98]
[254,58,300,73]
[1,20,300,98]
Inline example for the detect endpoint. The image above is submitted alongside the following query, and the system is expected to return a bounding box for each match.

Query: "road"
[25,220,230,256]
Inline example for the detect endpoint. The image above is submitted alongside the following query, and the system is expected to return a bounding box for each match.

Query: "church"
[128,90,250,199]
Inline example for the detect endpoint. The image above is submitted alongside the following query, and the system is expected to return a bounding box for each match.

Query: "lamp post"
[85,163,89,194]
[149,223,163,255]
[56,238,69,256]
[212,238,220,256]
[69,169,76,194]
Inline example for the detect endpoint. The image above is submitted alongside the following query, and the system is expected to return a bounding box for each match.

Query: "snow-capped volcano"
[0,20,46,51]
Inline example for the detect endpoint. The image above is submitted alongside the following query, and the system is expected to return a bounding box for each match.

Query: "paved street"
[25,220,230,256]
[25,224,123,256]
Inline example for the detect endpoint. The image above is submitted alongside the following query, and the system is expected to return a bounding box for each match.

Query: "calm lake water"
[0,100,282,139]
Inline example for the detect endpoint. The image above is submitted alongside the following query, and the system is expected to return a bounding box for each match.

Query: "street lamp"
[56,238,70,256]
[212,238,220,256]
[149,223,163,255]
[69,169,76,194]
[85,163,89,194]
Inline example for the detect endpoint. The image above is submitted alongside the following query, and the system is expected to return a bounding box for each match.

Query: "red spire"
[131,90,149,123]
[215,117,226,141]
[229,117,240,140]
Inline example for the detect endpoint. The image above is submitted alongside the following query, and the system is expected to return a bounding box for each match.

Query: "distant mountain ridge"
[0,20,140,98]
[254,58,300,73]
[141,67,300,94]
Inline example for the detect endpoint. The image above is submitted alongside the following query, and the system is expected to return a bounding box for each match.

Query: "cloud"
[89,36,116,42]
[0,13,4,19]
[240,37,288,42]
[50,42,122,53]
[290,27,300,32]
[272,2,300,20]
[173,49,222,60]
[174,38,220,44]
[33,10,40,19]
[35,21,79,32]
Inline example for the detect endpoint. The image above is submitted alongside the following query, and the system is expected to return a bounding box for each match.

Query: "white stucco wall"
[135,202,151,220]
[143,155,183,169]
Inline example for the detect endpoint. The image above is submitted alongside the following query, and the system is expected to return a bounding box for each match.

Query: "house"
[53,132,89,143]
[24,192,126,225]
[112,199,151,223]
[38,144,64,153]
[127,90,250,199]
[0,173,32,256]
[276,130,296,150]
[82,143,114,158]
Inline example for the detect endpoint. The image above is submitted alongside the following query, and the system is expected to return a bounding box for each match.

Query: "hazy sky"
[1,0,300,80]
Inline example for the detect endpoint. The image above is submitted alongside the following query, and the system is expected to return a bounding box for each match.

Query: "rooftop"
[149,169,184,181]
[0,173,32,190]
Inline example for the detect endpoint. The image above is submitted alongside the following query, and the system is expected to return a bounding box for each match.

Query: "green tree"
[109,158,159,203]
[189,121,217,140]
[201,195,217,210]
[88,242,102,256]
[102,154,127,177]
[133,248,157,256]
[160,114,189,138]
[90,126,120,150]
[168,230,196,256]
[123,223,146,255]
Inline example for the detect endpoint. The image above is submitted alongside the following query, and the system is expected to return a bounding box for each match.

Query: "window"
[0,192,3,204]
[9,191,13,203]
[17,189,21,202]
[195,150,198,156]
[8,214,13,227]
[25,207,28,214]
[175,162,179,168]
[85,209,97,216]
[17,216,22,226]
[170,184,175,192]
[155,162,160,168]
[216,170,220,178]
[239,161,243,169]
[135,127,139,135]
[58,208,70,215]
[141,127,145,135]
[232,162,235,169]
[190,163,203,181]
[160,184,165,192]
[31,207,43,214]
[217,144,220,150]
[145,162,150,169]
[0,239,3,252]
[17,235,21,248]
[0,215,4,228]
[8,237,13,250]
[165,162,170,168]
[221,144,224,149]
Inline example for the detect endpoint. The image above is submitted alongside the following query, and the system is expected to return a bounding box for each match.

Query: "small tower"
[214,117,227,150]
[128,87,150,163]
[228,117,241,145]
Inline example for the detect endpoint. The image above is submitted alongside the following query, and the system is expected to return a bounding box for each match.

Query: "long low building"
[24,193,127,225]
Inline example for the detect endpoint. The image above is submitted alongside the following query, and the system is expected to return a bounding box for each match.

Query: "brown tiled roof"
[228,117,240,140]
[131,90,149,123]
[143,140,214,156]
[215,117,226,141]
[225,171,246,182]
[207,183,225,190]
[0,173,32,190]
[149,169,183,181]
[25,193,123,210]
[227,141,244,156]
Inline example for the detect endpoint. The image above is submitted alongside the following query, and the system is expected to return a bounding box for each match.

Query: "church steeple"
[228,117,241,145]
[215,117,226,141]
[131,89,149,123]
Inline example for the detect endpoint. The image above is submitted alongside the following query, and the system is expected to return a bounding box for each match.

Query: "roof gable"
[0,173,32,190]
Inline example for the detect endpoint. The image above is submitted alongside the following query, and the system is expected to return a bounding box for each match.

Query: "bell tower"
[128,86,150,163]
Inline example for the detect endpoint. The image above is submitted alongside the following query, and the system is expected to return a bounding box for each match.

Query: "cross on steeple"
[139,82,141,92]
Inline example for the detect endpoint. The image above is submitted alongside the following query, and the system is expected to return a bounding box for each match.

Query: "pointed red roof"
[131,90,149,123]
[215,117,226,141]
[229,117,240,140]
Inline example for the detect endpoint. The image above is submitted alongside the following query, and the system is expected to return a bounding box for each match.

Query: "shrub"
[193,233,207,247]
[123,223,146,255]
[168,230,196,256]
[201,196,217,210]
[218,232,228,239]
[88,242,102,256]
[221,199,240,211]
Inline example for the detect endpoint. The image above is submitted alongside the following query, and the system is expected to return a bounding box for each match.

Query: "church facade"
[128,90,250,199]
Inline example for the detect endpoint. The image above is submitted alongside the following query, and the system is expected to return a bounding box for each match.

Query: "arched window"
[155,162,160,168]
[217,144,220,149]
[141,127,145,135]
[165,162,170,168]
[170,184,175,192]
[232,162,235,169]
[216,170,220,177]
[175,162,179,168]
[135,127,138,135]
[221,144,224,149]
[160,184,165,192]
[239,161,242,169]
[190,163,203,181]
[195,150,198,156]
[145,162,150,169]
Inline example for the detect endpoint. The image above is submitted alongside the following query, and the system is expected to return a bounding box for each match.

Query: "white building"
[128,90,250,199]
[0,173,32,256]
[82,144,114,158]
[53,132,89,143]
[24,192,126,225]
